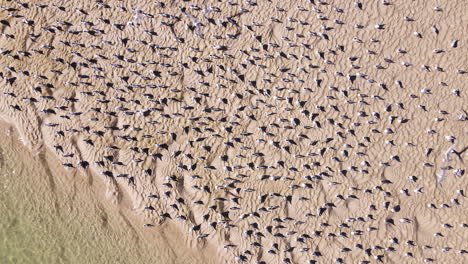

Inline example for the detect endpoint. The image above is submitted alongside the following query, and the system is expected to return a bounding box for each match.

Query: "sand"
[0,0,467,263]
[0,121,215,264]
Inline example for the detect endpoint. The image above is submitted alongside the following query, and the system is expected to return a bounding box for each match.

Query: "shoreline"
[0,120,220,264]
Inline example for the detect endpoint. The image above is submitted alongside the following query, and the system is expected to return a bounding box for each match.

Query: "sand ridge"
[0,0,467,263]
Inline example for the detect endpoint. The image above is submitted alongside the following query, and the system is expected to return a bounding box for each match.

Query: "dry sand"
[0,0,467,263]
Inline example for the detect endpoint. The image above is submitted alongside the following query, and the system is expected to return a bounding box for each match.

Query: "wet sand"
[0,0,467,263]
[0,121,216,264]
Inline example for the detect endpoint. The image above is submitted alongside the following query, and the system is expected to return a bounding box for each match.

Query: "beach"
[0,0,467,263]
[0,122,216,264]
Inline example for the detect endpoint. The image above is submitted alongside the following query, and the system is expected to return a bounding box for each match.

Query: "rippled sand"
[0,0,467,263]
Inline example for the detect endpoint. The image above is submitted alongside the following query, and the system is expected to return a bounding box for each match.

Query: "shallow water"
[0,122,212,264]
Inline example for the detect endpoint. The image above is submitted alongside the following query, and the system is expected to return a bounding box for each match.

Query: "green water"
[0,126,204,264]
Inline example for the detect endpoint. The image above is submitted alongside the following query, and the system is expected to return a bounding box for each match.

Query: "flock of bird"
[0,0,467,263]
